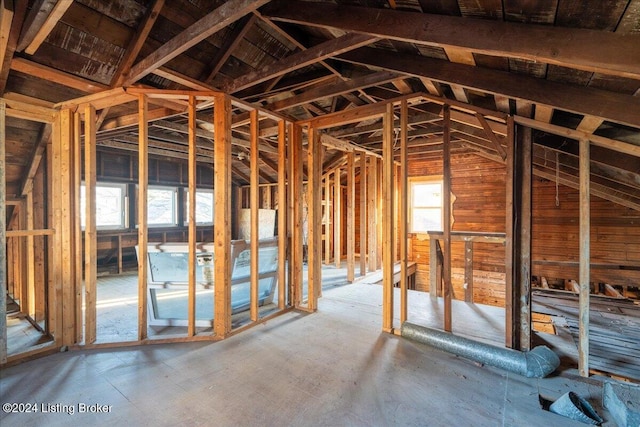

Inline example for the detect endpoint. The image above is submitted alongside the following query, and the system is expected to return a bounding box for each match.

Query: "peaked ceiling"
[1,0,639,209]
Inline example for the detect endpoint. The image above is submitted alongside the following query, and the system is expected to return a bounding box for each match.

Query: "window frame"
[184,188,215,226]
[408,176,444,233]
[146,185,179,228]
[80,182,128,231]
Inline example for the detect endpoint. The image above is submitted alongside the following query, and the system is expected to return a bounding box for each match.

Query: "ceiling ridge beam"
[223,33,378,94]
[125,0,271,85]
[267,70,399,112]
[262,0,640,79]
[337,47,640,129]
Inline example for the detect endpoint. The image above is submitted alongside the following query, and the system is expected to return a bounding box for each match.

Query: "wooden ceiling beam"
[265,70,400,112]
[125,0,271,85]
[337,47,640,129]
[223,33,378,94]
[263,0,640,79]
[11,57,109,93]
[22,0,72,55]
[112,0,165,87]
[0,0,14,67]
[0,0,26,95]
[16,0,56,52]
[204,13,257,84]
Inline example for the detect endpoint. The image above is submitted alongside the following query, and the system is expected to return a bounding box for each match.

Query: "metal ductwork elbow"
[401,322,560,378]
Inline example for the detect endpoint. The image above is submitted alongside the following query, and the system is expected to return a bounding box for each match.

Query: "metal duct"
[401,322,560,378]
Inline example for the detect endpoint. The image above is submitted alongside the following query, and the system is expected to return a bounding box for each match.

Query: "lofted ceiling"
[1,0,639,212]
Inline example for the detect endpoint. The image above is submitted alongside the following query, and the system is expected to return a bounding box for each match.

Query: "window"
[184,189,214,225]
[80,183,127,230]
[409,177,443,233]
[148,186,178,227]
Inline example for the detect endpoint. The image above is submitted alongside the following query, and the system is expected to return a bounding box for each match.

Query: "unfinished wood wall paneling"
[214,93,233,337]
[0,100,6,362]
[58,109,77,347]
[334,167,341,268]
[84,105,97,345]
[289,123,303,307]
[579,138,590,377]
[250,109,260,322]
[382,103,395,333]
[187,96,197,336]
[443,105,452,332]
[359,152,367,276]
[347,152,355,282]
[137,95,149,341]
[400,99,408,323]
[277,120,287,309]
[368,156,377,272]
[307,126,323,311]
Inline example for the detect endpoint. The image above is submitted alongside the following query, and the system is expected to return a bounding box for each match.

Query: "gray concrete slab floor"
[1,282,614,426]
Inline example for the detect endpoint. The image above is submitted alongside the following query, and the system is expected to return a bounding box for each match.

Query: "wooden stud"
[289,123,303,307]
[213,94,232,337]
[137,95,149,341]
[58,109,78,346]
[464,241,473,303]
[346,152,355,282]
[307,126,323,311]
[84,105,97,344]
[324,172,331,265]
[578,138,590,377]
[399,100,408,323]
[277,120,287,309]
[382,103,395,332]
[250,109,260,321]
[505,116,515,348]
[442,105,452,332]
[26,192,35,318]
[0,100,6,363]
[359,152,367,276]
[73,111,82,344]
[187,96,197,336]
[334,167,341,268]
[368,156,377,272]
[519,121,532,352]
[376,158,383,269]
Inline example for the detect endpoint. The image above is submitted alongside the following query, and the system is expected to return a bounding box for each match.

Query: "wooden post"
[324,172,331,265]
[213,93,232,337]
[334,167,341,268]
[442,105,452,332]
[59,109,77,346]
[50,115,62,343]
[399,99,408,323]
[368,157,377,272]
[505,116,532,350]
[277,120,287,309]
[250,109,259,321]
[376,158,383,269]
[289,123,303,307]
[73,111,82,343]
[382,103,395,332]
[307,126,323,311]
[346,152,355,282]
[0,100,7,363]
[464,241,473,303]
[187,96,197,336]
[578,138,590,377]
[84,104,98,344]
[359,152,367,276]
[505,116,515,347]
[26,191,36,318]
[137,95,149,341]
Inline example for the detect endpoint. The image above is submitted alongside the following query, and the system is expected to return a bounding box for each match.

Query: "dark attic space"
[1,0,639,426]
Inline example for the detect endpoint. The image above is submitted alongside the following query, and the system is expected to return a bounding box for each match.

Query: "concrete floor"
[1,281,614,427]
